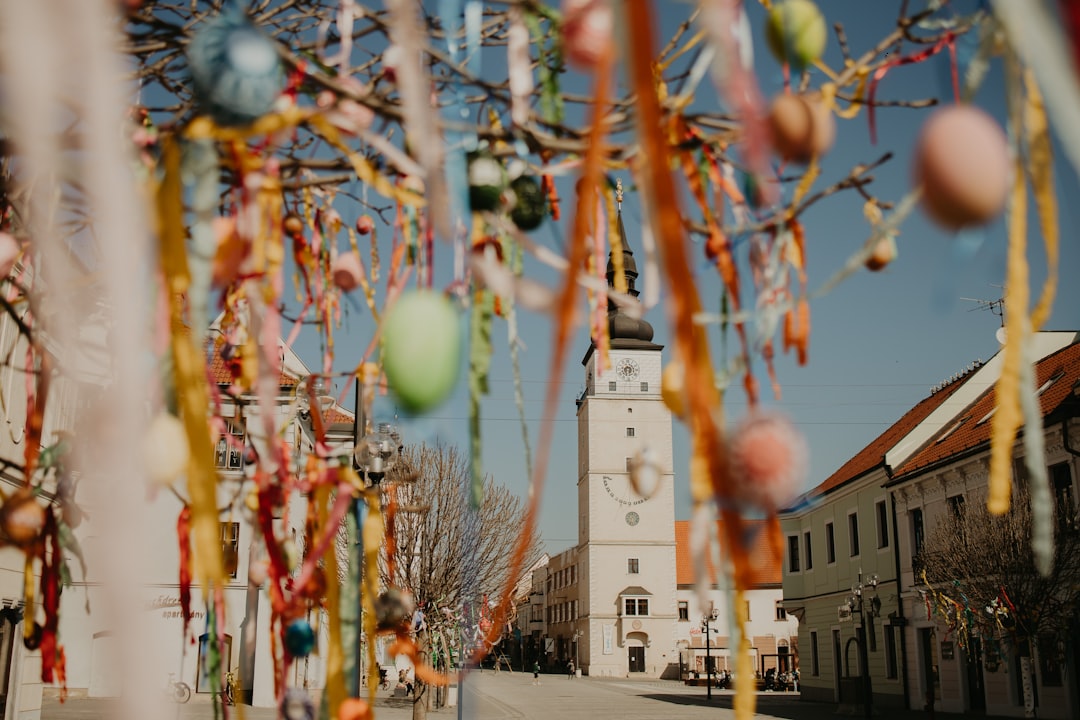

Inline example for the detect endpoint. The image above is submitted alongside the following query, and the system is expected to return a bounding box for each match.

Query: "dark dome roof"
[606,210,654,344]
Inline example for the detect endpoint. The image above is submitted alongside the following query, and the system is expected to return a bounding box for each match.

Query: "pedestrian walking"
[532,661,541,686]
[567,659,575,679]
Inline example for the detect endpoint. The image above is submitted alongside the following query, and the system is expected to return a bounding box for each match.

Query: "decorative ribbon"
[868,33,956,144]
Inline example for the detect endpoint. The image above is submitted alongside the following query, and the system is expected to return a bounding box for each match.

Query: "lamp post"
[702,609,718,700]
[572,629,581,676]
[846,571,881,720]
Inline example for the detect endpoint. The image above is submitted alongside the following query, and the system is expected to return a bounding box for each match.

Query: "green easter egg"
[468,154,507,212]
[382,290,461,413]
[765,0,827,68]
[509,176,546,231]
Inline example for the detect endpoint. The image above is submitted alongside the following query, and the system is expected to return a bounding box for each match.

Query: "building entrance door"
[964,638,986,712]
[628,647,645,673]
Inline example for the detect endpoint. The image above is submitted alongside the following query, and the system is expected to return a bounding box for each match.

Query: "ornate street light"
[702,608,719,701]
[846,572,880,720]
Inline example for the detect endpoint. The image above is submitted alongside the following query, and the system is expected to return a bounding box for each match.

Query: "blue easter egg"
[284,619,316,657]
[187,6,283,126]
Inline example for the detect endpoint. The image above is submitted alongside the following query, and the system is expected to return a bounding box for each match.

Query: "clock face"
[625,511,640,526]
[616,358,640,381]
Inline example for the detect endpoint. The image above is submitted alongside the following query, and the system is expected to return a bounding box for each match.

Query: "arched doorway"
[626,632,648,673]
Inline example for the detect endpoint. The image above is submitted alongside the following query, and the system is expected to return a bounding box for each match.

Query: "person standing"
[567,659,575,679]
[532,661,541,686]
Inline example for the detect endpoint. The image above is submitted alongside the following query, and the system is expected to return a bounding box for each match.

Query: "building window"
[609,381,617,391]
[775,601,786,621]
[884,625,898,679]
[911,508,925,556]
[825,522,836,564]
[1051,462,1076,532]
[626,427,635,437]
[624,598,649,616]
[848,512,860,557]
[220,522,239,578]
[640,382,648,392]
[787,535,801,573]
[628,558,639,574]
[810,631,820,676]
[626,457,632,471]
[947,494,965,518]
[678,601,689,621]
[214,420,246,470]
[804,531,813,570]
[877,500,890,549]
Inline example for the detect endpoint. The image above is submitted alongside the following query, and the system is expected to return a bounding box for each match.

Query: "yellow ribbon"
[321,480,345,718]
[1022,70,1058,330]
[157,136,224,584]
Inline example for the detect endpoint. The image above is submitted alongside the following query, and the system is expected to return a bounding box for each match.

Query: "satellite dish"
[996,327,1007,345]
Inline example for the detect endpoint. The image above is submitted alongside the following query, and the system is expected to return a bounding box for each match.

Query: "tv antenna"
[961,294,1004,327]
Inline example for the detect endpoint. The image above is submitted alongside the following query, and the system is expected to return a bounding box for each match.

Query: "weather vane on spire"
[616,178,623,210]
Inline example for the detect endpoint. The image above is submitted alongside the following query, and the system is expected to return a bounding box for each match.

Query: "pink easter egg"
[727,411,807,512]
[356,215,375,235]
[913,104,1009,230]
[562,0,613,69]
[332,252,364,292]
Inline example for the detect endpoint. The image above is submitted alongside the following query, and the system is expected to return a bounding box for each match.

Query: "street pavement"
[41,672,1008,720]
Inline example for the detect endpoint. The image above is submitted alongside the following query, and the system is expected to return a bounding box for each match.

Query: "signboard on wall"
[603,624,613,655]
[940,641,954,660]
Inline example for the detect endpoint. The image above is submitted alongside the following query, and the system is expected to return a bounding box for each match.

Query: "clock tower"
[573,208,677,678]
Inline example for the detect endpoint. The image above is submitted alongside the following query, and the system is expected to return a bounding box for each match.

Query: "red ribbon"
[177,506,193,638]
[40,512,61,687]
[1060,1,1080,73]
[868,33,956,144]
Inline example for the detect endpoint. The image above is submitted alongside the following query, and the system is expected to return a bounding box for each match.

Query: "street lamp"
[702,609,718,701]
[572,629,582,676]
[846,571,880,720]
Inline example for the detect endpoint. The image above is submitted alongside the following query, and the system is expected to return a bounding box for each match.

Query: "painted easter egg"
[338,698,370,720]
[356,215,375,235]
[865,235,897,272]
[331,252,364,292]
[562,0,613,69]
[768,92,835,164]
[660,361,686,418]
[381,290,461,413]
[0,488,46,547]
[187,5,283,126]
[143,412,190,487]
[913,105,1009,229]
[283,213,304,237]
[765,0,827,68]
[374,588,415,631]
[468,154,507,212]
[284,619,316,657]
[509,176,546,231]
[727,411,807,512]
[23,622,42,651]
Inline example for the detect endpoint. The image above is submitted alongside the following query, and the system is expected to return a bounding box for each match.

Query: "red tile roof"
[322,406,355,426]
[894,341,1080,477]
[675,519,782,589]
[802,369,973,501]
[206,339,299,388]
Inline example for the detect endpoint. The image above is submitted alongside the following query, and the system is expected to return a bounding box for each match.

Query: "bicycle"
[164,672,191,704]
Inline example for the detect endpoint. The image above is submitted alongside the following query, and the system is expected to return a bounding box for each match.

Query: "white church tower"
[573,207,677,677]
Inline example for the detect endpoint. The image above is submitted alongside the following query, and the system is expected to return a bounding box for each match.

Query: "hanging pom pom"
[765,0,827,69]
[143,412,190,487]
[0,488,46,547]
[374,588,416,631]
[509,176,547,231]
[727,411,807,512]
[913,104,1009,230]
[186,4,283,126]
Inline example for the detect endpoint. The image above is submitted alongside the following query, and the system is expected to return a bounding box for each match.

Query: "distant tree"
[381,442,540,720]
[918,485,1080,669]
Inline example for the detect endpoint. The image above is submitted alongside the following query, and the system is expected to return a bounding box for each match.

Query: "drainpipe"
[886,470,912,710]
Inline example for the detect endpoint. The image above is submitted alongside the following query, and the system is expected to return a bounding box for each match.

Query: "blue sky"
[287,0,1080,555]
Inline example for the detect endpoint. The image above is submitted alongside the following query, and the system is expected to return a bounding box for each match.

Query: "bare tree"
[375,443,539,719]
[918,486,1080,668]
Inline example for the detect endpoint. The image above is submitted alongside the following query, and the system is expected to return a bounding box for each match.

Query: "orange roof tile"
[322,406,355,426]
[674,519,782,589]
[894,341,1080,478]
[801,368,973,501]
